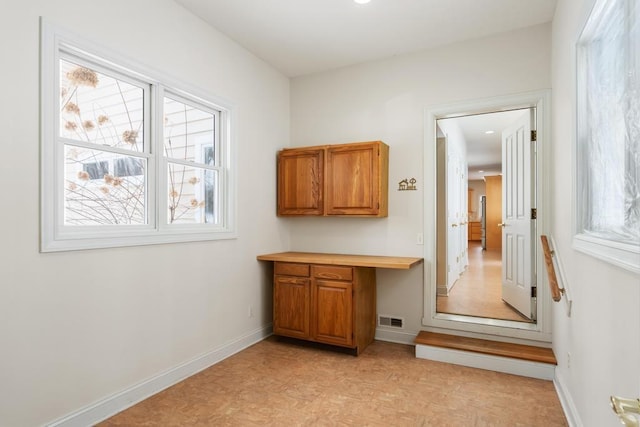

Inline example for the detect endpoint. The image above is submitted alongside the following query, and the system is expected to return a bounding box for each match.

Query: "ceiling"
[174,1,552,180]
[174,0,557,77]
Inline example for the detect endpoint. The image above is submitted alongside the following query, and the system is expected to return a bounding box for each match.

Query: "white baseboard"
[415,343,556,380]
[553,371,583,427]
[46,325,273,427]
[375,328,418,345]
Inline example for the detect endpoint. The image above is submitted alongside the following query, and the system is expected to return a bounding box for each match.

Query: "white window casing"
[40,20,237,252]
[573,0,640,274]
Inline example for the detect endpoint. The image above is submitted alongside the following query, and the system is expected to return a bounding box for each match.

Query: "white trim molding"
[422,89,553,342]
[415,343,556,381]
[572,0,640,276]
[554,372,584,427]
[40,19,238,252]
[375,328,419,345]
[573,234,640,275]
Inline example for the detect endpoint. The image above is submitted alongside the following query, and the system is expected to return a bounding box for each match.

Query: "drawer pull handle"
[279,278,306,285]
[317,273,341,279]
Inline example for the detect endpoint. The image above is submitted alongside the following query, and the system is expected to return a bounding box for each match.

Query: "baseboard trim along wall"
[415,343,556,381]
[375,328,418,345]
[46,325,273,427]
[553,372,583,427]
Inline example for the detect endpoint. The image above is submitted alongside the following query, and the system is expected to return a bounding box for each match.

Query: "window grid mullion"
[154,84,166,230]
[58,137,152,160]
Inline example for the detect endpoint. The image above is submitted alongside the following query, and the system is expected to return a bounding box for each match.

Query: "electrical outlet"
[567,352,571,368]
[416,233,424,245]
[248,305,254,318]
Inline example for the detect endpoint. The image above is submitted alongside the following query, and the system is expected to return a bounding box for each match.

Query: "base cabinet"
[273,275,310,339]
[469,221,481,241]
[273,261,376,354]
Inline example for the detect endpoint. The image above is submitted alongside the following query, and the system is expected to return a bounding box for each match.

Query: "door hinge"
[531,208,537,220]
[531,130,537,141]
[531,286,537,298]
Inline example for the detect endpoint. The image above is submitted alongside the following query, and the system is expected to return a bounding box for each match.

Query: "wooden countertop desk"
[256,251,423,269]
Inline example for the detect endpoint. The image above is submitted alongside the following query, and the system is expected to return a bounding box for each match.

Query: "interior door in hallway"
[501,109,535,319]
[447,152,467,291]
[484,175,502,251]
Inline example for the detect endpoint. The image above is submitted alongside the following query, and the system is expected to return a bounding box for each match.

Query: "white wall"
[5,3,633,424]
[551,0,640,425]
[0,1,289,425]
[290,24,551,341]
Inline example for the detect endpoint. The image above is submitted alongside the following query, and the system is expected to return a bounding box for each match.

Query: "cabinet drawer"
[312,265,353,281]
[275,262,310,277]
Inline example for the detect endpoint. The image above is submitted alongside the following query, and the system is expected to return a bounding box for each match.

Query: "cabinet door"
[312,279,353,347]
[277,148,324,216]
[325,142,388,216]
[273,276,310,339]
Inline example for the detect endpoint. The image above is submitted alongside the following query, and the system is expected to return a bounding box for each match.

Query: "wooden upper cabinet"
[325,142,388,216]
[277,141,388,217]
[277,147,324,215]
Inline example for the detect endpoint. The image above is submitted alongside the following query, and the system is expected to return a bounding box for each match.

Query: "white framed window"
[41,21,236,252]
[574,0,639,274]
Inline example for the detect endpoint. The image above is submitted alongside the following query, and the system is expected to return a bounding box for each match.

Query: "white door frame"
[422,90,552,343]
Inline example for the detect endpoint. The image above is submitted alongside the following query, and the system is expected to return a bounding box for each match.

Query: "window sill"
[572,234,640,275]
[41,229,237,252]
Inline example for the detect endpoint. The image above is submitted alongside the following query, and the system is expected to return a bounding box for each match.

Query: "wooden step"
[415,331,557,365]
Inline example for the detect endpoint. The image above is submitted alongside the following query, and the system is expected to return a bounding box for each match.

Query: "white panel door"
[447,153,461,290]
[501,110,535,318]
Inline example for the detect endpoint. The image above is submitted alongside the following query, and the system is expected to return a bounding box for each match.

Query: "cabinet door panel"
[326,145,376,214]
[277,149,323,215]
[312,279,353,347]
[325,142,388,216]
[274,276,310,339]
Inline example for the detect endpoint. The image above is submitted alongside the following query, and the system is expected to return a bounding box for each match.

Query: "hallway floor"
[437,241,531,322]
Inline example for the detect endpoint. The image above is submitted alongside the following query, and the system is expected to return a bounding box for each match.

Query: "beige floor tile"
[99,337,567,426]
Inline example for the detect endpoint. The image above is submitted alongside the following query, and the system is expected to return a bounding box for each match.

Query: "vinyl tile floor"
[99,336,567,426]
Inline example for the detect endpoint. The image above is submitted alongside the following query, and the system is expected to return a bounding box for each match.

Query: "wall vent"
[378,315,404,329]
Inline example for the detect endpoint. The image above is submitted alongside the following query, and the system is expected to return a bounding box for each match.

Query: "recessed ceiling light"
[478,170,484,173]
[354,0,371,4]
[485,130,495,134]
